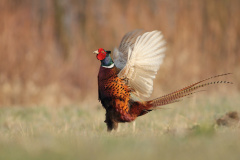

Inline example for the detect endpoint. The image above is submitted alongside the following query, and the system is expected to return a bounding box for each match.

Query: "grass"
[0,96,239,160]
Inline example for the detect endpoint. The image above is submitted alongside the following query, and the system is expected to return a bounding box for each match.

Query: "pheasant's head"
[93,48,111,61]
[93,48,114,68]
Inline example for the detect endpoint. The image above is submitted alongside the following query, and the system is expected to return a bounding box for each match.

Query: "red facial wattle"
[96,48,106,60]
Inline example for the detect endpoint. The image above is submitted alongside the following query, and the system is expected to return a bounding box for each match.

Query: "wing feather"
[113,30,166,99]
[113,30,145,69]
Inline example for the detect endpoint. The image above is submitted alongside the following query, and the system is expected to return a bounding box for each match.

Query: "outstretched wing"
[113,29,145,69]
[114,30,166,99]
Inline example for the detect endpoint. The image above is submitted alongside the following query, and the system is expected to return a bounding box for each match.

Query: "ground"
[0,95,239,160]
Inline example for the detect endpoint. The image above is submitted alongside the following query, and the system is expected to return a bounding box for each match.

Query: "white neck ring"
[102,63,114,68]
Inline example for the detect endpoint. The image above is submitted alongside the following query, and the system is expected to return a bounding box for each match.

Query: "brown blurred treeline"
[0,0,239,106]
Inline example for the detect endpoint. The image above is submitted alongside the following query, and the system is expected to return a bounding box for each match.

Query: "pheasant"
[93,30,232,132]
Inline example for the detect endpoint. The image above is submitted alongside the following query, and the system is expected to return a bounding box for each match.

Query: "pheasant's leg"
[112,121,118,131]
[105,119,118,132]
[117,123,121,132]
[133,121,136,132]
[105,109,118,132]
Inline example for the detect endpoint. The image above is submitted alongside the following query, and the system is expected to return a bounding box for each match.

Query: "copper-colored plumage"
[94,30,232,132]
[98,65,232,131]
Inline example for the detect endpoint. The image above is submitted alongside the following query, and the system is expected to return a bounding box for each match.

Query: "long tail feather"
[148,73,233,108]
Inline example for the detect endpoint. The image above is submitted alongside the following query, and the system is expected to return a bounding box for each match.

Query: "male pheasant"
[94,30,232,132]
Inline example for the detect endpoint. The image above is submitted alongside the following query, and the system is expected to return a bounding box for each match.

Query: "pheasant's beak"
[93,50,99,54]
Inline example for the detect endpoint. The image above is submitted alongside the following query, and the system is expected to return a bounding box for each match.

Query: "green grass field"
[0,96,239,160]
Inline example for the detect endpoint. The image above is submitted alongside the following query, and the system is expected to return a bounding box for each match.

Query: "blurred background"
[0,0,239,107]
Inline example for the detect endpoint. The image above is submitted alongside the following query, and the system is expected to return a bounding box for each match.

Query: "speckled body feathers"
[95,30,232,132]
[98,66,151,131]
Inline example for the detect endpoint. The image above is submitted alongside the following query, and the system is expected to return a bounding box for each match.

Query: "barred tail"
[148,73,233,108]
